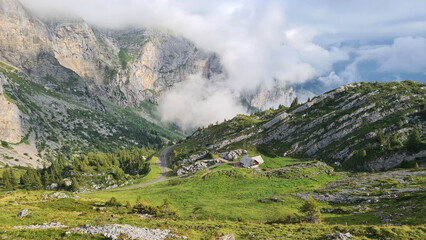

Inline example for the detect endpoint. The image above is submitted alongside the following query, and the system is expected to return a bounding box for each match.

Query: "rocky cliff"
[174,81,426,171]
[0,72,26,143]
[0,0,222,108]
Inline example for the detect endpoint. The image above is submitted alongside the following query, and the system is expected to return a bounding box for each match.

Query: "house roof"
[251,156,264,165]
[240,155,264,168]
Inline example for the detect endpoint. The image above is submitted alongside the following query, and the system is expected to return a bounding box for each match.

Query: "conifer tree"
[9,168,18,188]
[70,177,80,192]
[2,169,12,190]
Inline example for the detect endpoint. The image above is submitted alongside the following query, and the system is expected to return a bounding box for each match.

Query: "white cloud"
[335,37,426,84]
[157,74,245,131]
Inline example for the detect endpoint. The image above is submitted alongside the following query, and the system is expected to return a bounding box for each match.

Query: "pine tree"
[406,129,422,152]
[415,162,420,169]
[9,168,18,188]
[390,134,403,148]
[70,177,80,192]
[2,169,12,190]
[290,97,299,108]
[377,130,386,146]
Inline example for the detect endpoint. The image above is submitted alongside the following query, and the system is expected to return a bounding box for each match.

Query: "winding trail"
[123,146,175,189]
[122,146,234,189]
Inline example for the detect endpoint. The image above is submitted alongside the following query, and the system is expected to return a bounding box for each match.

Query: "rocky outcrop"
[175,159,220,176]
[243,85,297,110]
[326,233,352,240]
[41,192,71,200]
[219,233,236,240]
[13,222,67,229]
[70,224,187,240]
[298,169,425,204]
[219,149,247,160]
[363,150,426,171]
[16,209,30,217]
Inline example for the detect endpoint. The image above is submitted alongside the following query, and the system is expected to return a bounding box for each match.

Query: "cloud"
[157,74,245,131]
[332,37,426,84]
[18,0,426,129]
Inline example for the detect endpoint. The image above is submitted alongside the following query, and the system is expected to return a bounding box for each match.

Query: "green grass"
[259,155,300,170]
[81,167,339,221]
[119,48,131,69]
[0,190,424,239]
[128,157,162,185]
[0,167,425,239]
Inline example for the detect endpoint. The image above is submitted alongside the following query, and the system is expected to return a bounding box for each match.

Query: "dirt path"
[122,147,234,189]
[123,146,175,189]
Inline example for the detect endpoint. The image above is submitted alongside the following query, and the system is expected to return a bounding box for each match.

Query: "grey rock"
[42,192,70,200]
[326,232,352,240]
[13,222,67,229]
[175,159,220,176]
[45,183,59,190]
[16,209,30,218]
[71,224,187,240]
[220,149,247,160]
[219,233,236,240]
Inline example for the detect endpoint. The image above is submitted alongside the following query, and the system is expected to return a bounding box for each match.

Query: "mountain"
[0,0,219,166]
[0,0,224,106]
[173,81,426,171]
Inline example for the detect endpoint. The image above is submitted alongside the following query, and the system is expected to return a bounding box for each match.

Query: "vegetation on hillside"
[0,61,183,159]
[174,81,426,171]
[1,147,155,192]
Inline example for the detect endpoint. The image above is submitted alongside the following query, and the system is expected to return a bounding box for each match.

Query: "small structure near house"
[240,155,264,168]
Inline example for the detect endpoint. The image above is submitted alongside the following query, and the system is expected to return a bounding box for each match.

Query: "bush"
[105,197,122,207]
[132,197,178,218]
[1,141,8,148]
[299,196,321,224]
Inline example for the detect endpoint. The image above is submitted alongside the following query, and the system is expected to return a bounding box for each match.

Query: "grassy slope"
[0,155,425,239]
[0,61,183,155]
[128,157,162,185]
[80,155,340,221]
[173,81,426,170]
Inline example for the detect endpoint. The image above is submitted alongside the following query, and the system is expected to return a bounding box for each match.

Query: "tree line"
[1,147,155,191]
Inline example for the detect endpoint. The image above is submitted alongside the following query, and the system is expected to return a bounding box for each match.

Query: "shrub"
[105,197,122,207]
[132,197,179,218]
[1,141,8,148]
[299,196,321,224]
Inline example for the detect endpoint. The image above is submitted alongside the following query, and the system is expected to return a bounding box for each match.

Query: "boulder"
[326,232,352,240]
[16,209,30,218]
[219,233,236,240]
[219,149,247,160]
[45,183,58,190]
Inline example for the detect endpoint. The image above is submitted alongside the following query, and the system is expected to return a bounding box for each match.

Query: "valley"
[0,0,425,239]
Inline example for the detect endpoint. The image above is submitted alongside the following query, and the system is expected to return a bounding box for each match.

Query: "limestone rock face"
[0,73,24,143]
[244,85,297,110]
[0,0,223,108]
[0,0,50,66]
[50,21,112,86]
[1,0,293,111]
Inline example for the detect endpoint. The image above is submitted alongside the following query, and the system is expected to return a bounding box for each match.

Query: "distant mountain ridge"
[174,81,426,171]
